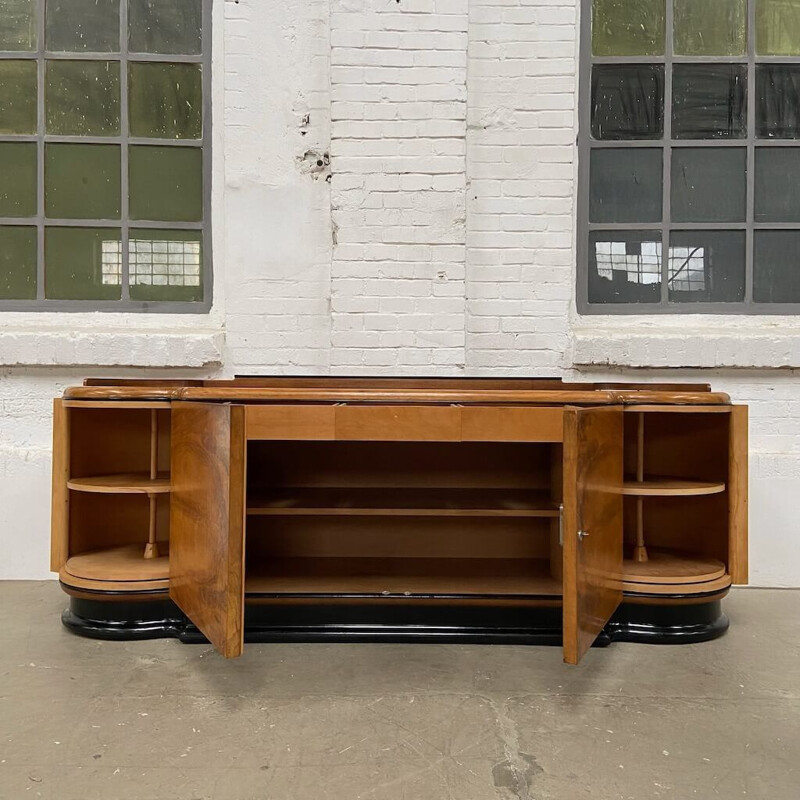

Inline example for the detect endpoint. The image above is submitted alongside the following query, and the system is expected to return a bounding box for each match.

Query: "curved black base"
[61,594,730,648]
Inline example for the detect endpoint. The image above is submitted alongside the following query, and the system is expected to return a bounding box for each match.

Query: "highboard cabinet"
[52,377,748,664]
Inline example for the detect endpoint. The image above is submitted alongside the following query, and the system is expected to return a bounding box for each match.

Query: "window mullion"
[120,0,130,301]
[661,0,674,306]
[35,0,45,301]
[745,0,756,305]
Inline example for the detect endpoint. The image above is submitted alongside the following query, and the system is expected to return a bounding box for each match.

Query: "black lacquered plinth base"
[61,592,729,648]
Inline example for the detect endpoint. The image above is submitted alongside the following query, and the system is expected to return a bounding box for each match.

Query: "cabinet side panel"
[729,405,749,584]
[50,398,70,572]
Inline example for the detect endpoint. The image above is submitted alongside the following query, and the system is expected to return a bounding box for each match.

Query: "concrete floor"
[0,584,798,800]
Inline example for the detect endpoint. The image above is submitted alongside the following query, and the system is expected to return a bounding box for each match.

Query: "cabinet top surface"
[62,377,731,406]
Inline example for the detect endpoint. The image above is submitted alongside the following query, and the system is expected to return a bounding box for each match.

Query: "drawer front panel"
[246,405,335,440]
[335,405,461,441]
[461,406,563,442]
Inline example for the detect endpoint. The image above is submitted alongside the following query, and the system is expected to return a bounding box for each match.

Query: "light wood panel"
[621,479,726,497]
[245,557,561,597]
[247,487,558,517]
[246,404,335,440]
[563,406,624,665]
[67,473,171,494]
[728,405,749,584]
[461,406,564,442]
[335,405,461,441]
[50,399,70,572]
[170,403,246,659]
[622,551,726,585]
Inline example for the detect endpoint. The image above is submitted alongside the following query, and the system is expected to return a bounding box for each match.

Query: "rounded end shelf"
[622,550,730,595]
[68,473,171,495]
[61,544,170,593]
[622,478,726,497]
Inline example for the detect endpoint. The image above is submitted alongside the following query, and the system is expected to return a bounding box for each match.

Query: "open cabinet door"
[170,402,246,658]
[563,405,624,665]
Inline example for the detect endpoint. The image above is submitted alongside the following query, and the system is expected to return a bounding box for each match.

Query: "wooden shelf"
[68,472,171,495]
[622,550,730,595]
[247,487,559,517]
[245,557,562,597]
[62,544,170,587]
[622,478,725,497]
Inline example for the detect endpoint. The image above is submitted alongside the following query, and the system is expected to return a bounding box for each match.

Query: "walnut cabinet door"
[169,402,247,659]
[562,406,624,665]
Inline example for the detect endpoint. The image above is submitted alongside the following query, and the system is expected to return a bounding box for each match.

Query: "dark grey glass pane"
[591,65,664,140]
[671,148,746,222]
[755,148,800,222]
[46,0,120,53]
[672,65,747,139]
[754,231,800,302]
[129,0,202,55]
[0,0,36,51]
[129,229,203,301]
[128,62,202,139]
[590,148,662,223]
[589,230,662,303]
[756,65,800,139]
[668,231,745,302]
[45,227,121,300]
[45,144,121,220]
[46,61,120,136]
[0,226,36,299]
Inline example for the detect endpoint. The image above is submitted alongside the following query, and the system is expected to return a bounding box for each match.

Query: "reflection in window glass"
[591,65,665,140]
[668,231,745,302]
[128,230,203,302]
[589,231,662,303]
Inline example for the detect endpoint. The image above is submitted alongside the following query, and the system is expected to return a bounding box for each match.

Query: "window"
[0,0,210,311]
[579,0,800,313]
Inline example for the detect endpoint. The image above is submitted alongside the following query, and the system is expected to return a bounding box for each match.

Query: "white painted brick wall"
[330,0,469,372]
[2,0,800,585]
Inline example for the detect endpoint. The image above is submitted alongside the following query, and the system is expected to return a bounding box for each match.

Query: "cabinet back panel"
[246,516,551,560]
[247,441,552,490]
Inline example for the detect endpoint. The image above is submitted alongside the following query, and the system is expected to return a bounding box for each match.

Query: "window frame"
[0,0,212,313]
[577,0,800,314]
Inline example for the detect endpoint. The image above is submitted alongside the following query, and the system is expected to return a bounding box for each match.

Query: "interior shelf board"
[67,472,171,494]
[622,550,727,591]
[245,557,562,597]
[621,478,726,497]
[63,543,170,583]
[246,487,559,517]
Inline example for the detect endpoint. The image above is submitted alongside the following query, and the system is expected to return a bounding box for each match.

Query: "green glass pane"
[0,0,36,50]
[129,0,202,55]
[46,144,121,220]
[46,61,120,136]
[46,0,120,53]
[129,229,203,301]
[129,62,202,140]
[45,227,121,300]
[757,0,800,55]
[592,0,665,56]
[129,146,202,222]
[0,226,36,299]
[0,60,37,134]
[674,0,746,56]
[0,143,36,217]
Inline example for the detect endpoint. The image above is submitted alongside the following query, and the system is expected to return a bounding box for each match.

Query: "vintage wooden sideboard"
[51,377,748,664]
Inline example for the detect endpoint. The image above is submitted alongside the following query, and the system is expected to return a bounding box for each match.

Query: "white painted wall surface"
[1,0,798,585]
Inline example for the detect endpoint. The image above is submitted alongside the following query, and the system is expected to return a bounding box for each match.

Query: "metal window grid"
[0,0,212,312]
